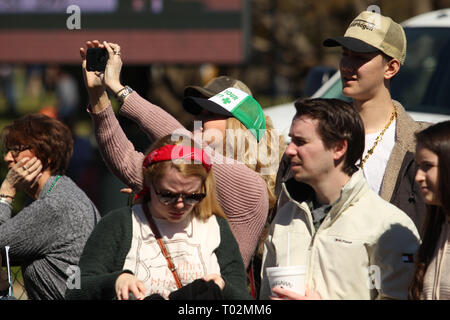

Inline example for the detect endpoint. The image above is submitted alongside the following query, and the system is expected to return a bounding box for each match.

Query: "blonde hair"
[142,135,226,221]
[223,115,286,209]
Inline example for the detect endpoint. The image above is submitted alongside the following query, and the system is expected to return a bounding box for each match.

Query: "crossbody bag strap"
[143,203,183,289]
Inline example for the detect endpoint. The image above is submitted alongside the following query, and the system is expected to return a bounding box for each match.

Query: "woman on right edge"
[409,120,450,300]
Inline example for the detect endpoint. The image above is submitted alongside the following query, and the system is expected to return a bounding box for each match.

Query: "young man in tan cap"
[276,11,428,235]
[322,10,429,234]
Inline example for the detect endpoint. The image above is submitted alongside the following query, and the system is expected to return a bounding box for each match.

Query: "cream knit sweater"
[422,217,450,300]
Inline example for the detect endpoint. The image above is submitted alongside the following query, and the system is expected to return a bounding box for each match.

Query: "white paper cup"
[266,265,306,296]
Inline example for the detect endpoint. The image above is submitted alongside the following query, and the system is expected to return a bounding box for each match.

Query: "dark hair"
[380,51,394,63]
[293,98,364,175]
[1,113,73,175]
[409,120,450,299]
[380,51,400,82]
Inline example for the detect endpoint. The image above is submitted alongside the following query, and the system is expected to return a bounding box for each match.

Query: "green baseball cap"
[183,87,266,142]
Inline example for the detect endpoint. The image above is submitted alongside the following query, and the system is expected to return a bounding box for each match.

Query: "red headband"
[134,145,211,201]
[143,144,211,172]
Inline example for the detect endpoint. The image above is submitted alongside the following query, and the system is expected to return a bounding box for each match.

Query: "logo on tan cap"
[349,19,376,31]
[324,11,407,64]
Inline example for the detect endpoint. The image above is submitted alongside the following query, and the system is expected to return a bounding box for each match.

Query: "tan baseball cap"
[323,11,406,64]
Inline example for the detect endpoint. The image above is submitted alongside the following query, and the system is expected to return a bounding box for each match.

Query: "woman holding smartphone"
[77,40,285,274]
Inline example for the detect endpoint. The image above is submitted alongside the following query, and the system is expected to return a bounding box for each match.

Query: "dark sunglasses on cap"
[154,187,206,206]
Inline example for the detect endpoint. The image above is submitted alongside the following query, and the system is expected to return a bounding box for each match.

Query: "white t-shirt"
[123,204,222,299]
[359,120,396,195]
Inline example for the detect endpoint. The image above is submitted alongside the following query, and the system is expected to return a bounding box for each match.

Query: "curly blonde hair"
[222,116,286,209]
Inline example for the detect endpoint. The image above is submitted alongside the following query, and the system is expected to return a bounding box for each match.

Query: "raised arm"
[81,41,187,192]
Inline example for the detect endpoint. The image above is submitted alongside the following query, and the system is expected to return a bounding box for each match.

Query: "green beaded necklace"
[46,175,61,195]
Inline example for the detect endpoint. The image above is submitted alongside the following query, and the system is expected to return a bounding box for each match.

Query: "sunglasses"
[3,145,31,158]
[154,188,206,206]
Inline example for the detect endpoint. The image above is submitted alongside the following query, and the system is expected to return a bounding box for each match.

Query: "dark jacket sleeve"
[271,153,292,224]
[65,207,133,300]
[215,217,253,300]
[390,151,427,237]
[275,153,291,201]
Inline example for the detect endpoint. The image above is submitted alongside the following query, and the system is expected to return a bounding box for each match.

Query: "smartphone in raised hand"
[86,47,109,72]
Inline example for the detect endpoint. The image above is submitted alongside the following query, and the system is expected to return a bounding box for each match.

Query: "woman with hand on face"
[409,120,450,300]
[65,135,251,300]
[78,40,285,274]
[0,114,100,300]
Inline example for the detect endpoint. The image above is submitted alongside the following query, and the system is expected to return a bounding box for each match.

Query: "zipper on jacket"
[284,184,317,287]
[308,209,327,251]
[309,231,318,251]
[306,220,321,287]
[308,220,326,255]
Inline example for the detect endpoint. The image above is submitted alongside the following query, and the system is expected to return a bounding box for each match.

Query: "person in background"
[78,40,285,276]
[44,65,80,126]
[261,98,420,300]
[409,121,450,300]
[0,114,100,300]
[0,64,17,117]
[65,134,251,300]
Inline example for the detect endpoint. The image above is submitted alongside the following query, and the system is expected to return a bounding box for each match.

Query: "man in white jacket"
[260,98,420,300]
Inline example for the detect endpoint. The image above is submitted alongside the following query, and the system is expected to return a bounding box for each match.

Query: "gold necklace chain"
[359,106,397,169]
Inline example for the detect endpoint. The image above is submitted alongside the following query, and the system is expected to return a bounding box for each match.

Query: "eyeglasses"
[153,188,206,206]
[3,145,31,158]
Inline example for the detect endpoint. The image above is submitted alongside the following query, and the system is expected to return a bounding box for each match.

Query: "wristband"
[0,194,14,200]
[114,86,127,98]
[115,86,134,103]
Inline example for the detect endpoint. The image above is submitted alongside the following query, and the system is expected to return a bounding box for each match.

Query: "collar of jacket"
[282,169,370,229]
[380,100,430,201]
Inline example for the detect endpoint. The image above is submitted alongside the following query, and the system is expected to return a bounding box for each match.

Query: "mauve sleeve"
[89,104,146,192]
[89,92,190,192]
[210,157,269,268]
